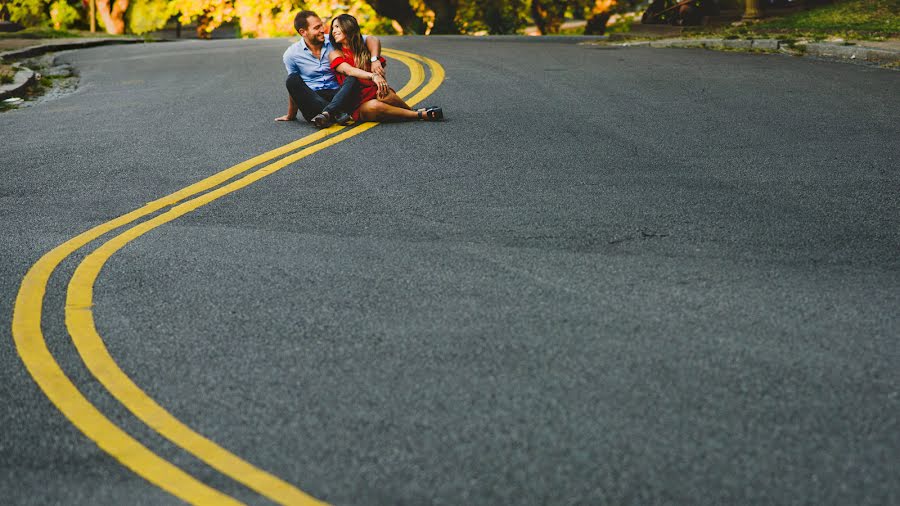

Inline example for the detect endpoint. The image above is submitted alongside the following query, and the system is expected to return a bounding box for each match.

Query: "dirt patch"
[0,39,52,52]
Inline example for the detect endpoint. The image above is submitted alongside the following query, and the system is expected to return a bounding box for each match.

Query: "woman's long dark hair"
[330,14,371,72]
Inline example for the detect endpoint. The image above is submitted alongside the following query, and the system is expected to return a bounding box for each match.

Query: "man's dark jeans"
[285,73,358,122]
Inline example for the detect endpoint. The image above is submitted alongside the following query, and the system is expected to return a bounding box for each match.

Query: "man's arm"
[277,51,300,121]
[366,36,385,77]
[275,96,299,122]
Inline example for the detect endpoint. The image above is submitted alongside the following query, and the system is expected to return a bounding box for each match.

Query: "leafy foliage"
[23,0,896,39]
[169,0,233,37]
[8,0,47,26]
[48,0,79,29]
[129,0,174,34]
[530,0,568,34]
[232,0,293,38]
[457,0,528,34]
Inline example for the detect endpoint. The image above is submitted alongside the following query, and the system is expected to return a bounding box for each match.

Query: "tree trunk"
[584,0,615,35]
[584,11,611,35]
[424,0,459,34]
[95,0,128,34]
[530,0,566,35]
[365,0,427,34]
[480,0,526,35]
[197,12,211,39]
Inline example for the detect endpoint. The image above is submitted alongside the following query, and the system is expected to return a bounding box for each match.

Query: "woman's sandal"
[417,107,443,121]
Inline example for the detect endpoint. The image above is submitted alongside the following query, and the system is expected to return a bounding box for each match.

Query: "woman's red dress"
[330,47,378,121]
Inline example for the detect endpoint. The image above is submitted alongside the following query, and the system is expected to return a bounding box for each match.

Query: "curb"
[0,37,142,62]
[0,66,37,101]
[802,42,900,64]
[610,37,783,51]
[588,38,900,65]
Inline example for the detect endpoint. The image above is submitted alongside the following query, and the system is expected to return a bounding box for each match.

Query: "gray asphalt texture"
[1,37,898,506]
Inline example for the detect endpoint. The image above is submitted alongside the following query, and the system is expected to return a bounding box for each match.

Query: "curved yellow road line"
[12,248,244,505]
[65,52,438,505]
[388,50,445,106]
[14,50,442,505]
[10,101,371,506]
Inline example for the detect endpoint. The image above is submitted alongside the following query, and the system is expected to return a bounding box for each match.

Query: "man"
[275,10,388,128]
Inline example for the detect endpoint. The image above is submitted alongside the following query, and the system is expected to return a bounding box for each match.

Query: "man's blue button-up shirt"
[283,35,367,92]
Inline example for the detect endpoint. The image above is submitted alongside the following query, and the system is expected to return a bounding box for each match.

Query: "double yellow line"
[11,48,444,505]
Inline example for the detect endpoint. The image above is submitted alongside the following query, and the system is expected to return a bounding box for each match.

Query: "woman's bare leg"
[358,99,421,122]
[378,90,411,110]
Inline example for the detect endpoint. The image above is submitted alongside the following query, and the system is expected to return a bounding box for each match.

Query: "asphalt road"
[1,36,898,506]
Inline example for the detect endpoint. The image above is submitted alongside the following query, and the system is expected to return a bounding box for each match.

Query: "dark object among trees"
[0,20,24,32]
[0,0,12,23]
[531,0,568,34]
[584,11,612,34]
[365,0,427,34]
[456,0,527,34]
[642,0,720,25]
[484,0,527,33]
[425,0,460,34]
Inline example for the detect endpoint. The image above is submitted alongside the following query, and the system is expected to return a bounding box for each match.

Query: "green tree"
[48,0,79,29]
[232,0,300,38]
[456,0,527,34]
[169,0,233,38]
[8,0,46,26]
[128,0,174,34]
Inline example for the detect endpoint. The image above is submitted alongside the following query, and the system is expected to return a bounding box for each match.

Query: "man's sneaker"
[334,111,353,126]
[312,111,334,128]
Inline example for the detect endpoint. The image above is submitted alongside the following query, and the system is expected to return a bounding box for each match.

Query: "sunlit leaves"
[8,0,47,26]
[129,0,175,34]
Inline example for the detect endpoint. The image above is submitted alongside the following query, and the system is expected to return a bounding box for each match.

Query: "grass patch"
[0,64,14,84]
[0,27,84,40]
[557,25,588,35]
[696,0,900,40]
[756,0,899,32]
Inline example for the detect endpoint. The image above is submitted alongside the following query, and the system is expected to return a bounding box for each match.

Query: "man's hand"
[373,74,389,99]
[275,114,296,122]
[371,59,385,78]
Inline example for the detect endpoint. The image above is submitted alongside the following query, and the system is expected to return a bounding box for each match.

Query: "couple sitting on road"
[275,10,443,127]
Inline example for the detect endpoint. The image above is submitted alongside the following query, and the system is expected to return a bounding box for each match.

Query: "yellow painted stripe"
[9,119,362,506]
[388,50,425,98]
[384,50,445,107]
[65,53,441,504]
[12,246,244,505]
[13,50,439,506]
[64,52,440,505]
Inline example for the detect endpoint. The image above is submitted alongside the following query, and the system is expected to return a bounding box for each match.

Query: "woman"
[328,14,443,122]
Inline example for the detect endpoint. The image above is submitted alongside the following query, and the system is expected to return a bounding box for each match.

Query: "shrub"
[49,0,80,30]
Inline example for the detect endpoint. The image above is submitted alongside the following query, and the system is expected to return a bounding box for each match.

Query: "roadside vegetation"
[702,0,900,41]
[0,64,15,83]
[0,0,642,38]
[0,0,896,40]
[0,27,82,38]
